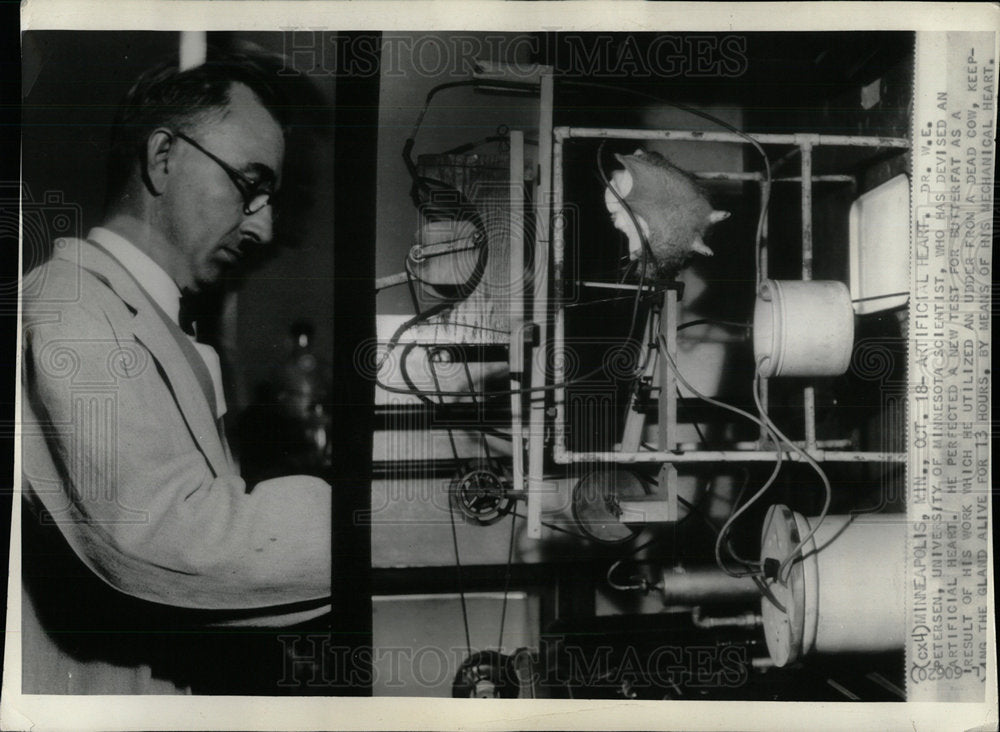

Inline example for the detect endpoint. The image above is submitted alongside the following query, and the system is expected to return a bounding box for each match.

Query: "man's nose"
[240,204,275,245]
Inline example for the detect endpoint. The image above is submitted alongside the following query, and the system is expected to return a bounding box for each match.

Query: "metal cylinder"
[659,565,760,607]
[759,504,906,666]
[753,279,854,377]
[691,607,762,630]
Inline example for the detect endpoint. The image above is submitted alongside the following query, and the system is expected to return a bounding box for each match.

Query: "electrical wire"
[563,80,838,587]
[390,75,849,642]
[403,79,535,189]
[404,231,488,300]
[497,510,519,651]
[386,277,657,403]
[634,456,759,574]
[375,292,662,400]
[652,370,833,594]
[418,328,477,657]
[749,371,833,583]
[442,132,539,156]
[375,113,664,403]
[589,105,780,578]
[399,75,831,590]
[677,318,751,331]
[660,339,775,442]
[561,80,773,291]
[384,78,744,403]
[377,343,657,400]
[631,473,704,542]
[719,468,763,571]
[678,385,712,452]
[677,493,722,539]
[619,258,639,284]
[386,80,495,396]
[713,453,783,578]
[447,472,473,657]
[455,347,502,471]
[752,574,787,614]
[596,140,653,344]
[852,291,909,304]
[564,293,657,310]
[398,342,438,409]
[410,321,513,337]
[604,488,744,595]
[606,559,647,592]
[404,257,422,315]
[675,390,757,572]
[405,80,477,148]
[390,75,764,399]
[658,336,783,578]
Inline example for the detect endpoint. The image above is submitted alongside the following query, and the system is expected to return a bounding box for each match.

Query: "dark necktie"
[178,294,198,338]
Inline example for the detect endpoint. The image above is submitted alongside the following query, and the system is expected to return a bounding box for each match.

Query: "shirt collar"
[87,227,182,326]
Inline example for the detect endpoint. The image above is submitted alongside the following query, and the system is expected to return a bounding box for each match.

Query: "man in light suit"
[20,53,331,693]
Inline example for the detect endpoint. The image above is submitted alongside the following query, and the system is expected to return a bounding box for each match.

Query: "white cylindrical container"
[753,279,854,377]
[759,504,905,667]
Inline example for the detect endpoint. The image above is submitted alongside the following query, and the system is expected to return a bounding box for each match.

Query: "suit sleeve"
[22,263,331,610]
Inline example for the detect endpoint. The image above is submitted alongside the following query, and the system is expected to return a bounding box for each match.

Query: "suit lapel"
[57,239,231,477]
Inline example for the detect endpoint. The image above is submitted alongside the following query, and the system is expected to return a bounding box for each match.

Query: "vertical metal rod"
[508,131,525,498]
[760,180,771,282]
[552,136,566,461]
[619,308,659,453]
[758,180,770,445]
[658,290,678,451]
[801,141,817,451]
[526,70,554,540]
[801,143,814,280]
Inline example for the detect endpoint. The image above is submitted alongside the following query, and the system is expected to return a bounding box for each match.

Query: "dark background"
[1,0,22,698]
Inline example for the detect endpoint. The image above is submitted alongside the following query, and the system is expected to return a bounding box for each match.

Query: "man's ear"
[142,128,175,197]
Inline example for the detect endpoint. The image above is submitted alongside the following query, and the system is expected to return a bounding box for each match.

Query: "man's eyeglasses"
[173,132,276,216]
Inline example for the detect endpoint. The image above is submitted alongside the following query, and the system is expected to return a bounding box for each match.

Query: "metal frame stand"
[523,126,910,537]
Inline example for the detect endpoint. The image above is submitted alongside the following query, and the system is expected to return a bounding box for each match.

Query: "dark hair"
[105,49,291,207]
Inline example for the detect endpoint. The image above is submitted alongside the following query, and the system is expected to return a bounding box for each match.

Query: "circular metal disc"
[571,467,648,543]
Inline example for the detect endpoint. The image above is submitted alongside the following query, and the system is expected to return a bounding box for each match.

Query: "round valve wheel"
[449,459,514,526]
